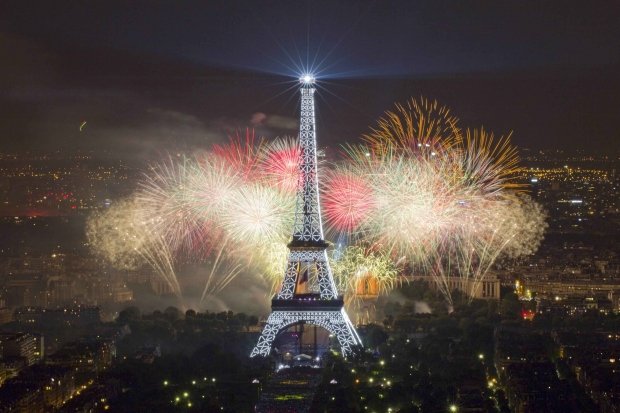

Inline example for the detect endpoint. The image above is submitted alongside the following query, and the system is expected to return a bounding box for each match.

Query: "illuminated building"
[0,332,43,366]
[406,274,501,300]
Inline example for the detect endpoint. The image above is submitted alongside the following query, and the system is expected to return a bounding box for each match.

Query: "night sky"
[1,0,619,157]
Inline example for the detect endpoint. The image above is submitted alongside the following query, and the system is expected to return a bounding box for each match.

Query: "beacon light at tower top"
[300,74,315,85]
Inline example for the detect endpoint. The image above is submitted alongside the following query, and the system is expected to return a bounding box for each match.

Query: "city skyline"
[1,2,619,412]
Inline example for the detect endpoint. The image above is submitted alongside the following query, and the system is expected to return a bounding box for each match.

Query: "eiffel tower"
[250,75,362,358]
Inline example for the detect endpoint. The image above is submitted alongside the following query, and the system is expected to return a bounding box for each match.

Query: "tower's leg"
[316,251,339,299]
[331,309,363,357]
[250,312,283,358]
[277,260,299,299]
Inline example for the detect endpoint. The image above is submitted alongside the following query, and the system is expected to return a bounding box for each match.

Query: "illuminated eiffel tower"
[250,75,362,358]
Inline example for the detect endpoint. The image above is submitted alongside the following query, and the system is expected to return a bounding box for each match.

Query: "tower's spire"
[290,76,325,245]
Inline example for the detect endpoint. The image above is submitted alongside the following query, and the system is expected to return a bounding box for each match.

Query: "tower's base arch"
[251,308,362,358]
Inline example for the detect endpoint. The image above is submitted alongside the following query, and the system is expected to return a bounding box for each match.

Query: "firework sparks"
[86,197,182,300]
[212,128,263,181]
[322,169,376,233]
[362,97,461,154]
[87,131,299,305]
[87,97,546,309]
[333,98,546,305]
[260,137,301,193]
[331,245,401,308]
[221,184,294,245]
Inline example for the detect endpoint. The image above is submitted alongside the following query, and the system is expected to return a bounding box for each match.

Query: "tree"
[117,306,141,324]
[500,292,521,319]
[364,324,389,348]
[383,314,394,328]
[163,306,181,322]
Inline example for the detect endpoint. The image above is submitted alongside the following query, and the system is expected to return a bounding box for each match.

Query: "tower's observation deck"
[250,76,362,358]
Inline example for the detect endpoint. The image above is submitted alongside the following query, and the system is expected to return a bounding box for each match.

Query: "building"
[495,327,579,413]
[406,274,501,300]
[0,308,12,325]
[553,331,620,413]
[521,279,620,299]
[46,339,115,386]
[13,306,101,326]
[58,379,120,413]
[0,365,76,412]
[0,332,43,366]
[537,295,615,316]
[0,357,27,385]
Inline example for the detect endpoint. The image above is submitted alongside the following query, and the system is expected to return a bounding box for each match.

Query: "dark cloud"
[250,113,267,126]
[251,112,298,132]
[0,1,619,155]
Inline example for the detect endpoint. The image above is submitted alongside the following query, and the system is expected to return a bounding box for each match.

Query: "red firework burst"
[323,171,376,233]
[261,138,301,193]
[212,128,262,181]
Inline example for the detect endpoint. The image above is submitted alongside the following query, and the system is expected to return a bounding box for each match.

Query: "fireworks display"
[86,197,183,300]
[326,98,546,305]
[331,245,402,307]
[87,97,546,310]
[87,131,298,304]
[323,170,376,233]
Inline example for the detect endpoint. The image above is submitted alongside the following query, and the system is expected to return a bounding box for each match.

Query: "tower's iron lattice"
[250,77,362,358]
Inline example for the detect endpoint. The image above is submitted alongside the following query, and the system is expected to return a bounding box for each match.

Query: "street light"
[252,379,261,400]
